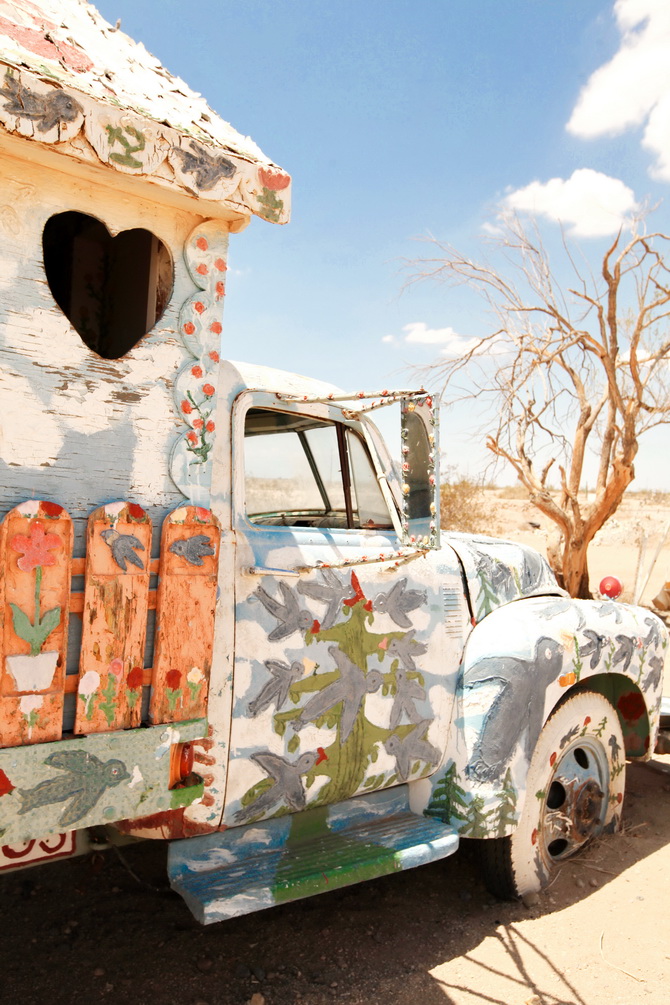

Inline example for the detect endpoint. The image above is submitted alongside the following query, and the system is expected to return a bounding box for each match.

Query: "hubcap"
[538,736,609,865]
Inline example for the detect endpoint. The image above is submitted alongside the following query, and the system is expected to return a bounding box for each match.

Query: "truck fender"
[423,594,667,839]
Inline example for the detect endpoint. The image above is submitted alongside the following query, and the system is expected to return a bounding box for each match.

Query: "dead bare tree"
[410,216,670,597]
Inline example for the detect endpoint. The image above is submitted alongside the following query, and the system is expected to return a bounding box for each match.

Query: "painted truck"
[0,1,666,924]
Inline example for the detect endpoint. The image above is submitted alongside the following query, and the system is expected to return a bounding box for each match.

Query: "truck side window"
[244,408,392,530]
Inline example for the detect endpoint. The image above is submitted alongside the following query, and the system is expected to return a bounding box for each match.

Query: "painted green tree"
[460,794,492,838]
[492,768,517,837]
[426,760,469,826]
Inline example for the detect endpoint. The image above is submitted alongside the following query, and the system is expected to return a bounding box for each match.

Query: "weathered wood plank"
[0,501,73,746]
[150,505,220,723]
[74,502,151,734]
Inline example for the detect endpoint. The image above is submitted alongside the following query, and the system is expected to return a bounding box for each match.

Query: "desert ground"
[1,492,669,1005]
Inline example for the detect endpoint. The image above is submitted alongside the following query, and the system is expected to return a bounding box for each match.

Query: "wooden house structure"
[0,0,290,751]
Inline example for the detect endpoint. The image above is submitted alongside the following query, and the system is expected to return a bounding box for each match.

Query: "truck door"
[221,389,467,827]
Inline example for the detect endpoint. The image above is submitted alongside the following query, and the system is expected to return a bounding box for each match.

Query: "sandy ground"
[0,756,668,1005]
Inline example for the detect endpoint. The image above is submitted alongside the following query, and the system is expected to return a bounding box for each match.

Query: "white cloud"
[400,322,487,357]
[503,168,639,236]
[567,0,670,179]
[381,334,395,343]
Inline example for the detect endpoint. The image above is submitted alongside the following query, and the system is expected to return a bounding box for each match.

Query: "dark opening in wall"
[42,210,173,359]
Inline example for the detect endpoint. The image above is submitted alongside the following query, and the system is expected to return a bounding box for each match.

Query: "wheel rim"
[537,736,610,867]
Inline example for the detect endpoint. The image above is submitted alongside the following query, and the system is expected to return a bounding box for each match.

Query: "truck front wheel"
[479,691,625,899]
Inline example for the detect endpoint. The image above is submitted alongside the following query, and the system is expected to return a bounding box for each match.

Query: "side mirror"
[400,395,439,549]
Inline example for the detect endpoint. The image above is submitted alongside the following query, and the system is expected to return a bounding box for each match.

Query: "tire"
[479,690,625,899]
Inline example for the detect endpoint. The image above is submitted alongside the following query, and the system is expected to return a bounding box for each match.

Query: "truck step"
[167,786,459,924]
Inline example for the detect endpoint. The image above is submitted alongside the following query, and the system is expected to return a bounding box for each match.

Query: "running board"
[167,786,459,924]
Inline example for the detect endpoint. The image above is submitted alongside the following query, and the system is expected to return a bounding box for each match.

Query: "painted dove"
[234,749,324,823]
[579,629,609,670]
[374,578,427,629]
[248,659,304,716]
[389,668,426,729]
[18,750,130,827]
[385,630,428,672]
[297,569,355,630]
[612,634,636,672]
[384,719,440,781]
[169,534,215,566]
[293,646,383,742]
[252,582,313,641]
[100,529,145,571]
[644,653,664,692]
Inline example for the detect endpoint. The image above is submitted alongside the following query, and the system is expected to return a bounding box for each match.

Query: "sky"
[94,0,670,489]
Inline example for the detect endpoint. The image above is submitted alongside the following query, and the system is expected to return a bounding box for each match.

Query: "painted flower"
[181,399,193,415]
[19,694,43,716]
[209,322,222,336]
[191,365,203,378]
[0,768,15,797]
[196,263,208,276]
[258,167,291,191]
[127,666,143,690]
[194,301,205,314]
[183,322,195,336]
[11,522,61,572]
[187,431,198,445]
[79,670,100,696]
[195,507,211,522]
[549,751,557,767]
[209,350,220,363]
[41,501,63,518]
[108,658,124,679]
[166,668,181,690]
[196,236,208,251]
[187,667,204,685]
[215,281,225,297]
[206,420,215,433]
[193,418,204,430]
[617,691,646,722]
[214,258,227,272]
[202,383,215,397]
[127,503,145,520]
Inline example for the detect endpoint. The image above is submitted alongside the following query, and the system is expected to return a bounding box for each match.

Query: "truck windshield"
[244,407,393,530]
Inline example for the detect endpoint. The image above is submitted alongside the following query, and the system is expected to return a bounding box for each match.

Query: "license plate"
[0,831,78,871]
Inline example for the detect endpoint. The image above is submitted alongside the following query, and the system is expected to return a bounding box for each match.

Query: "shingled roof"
[0,0,291,223]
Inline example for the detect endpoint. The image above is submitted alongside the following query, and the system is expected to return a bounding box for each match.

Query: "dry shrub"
[440,470,499,535]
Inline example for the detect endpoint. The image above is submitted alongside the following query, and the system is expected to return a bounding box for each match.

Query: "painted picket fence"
[0,500,219,748]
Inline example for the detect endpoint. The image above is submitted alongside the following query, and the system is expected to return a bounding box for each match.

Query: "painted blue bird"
[293,646,383,742]
[384,720,440,781]
[100,529,145,571]
[374,578,427,629]
[169,534,215,566]
[248,659,304,716]
[234,749,323,823]
[18,750,130,827]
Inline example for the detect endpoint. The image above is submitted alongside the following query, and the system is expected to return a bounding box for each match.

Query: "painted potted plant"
[6,522,62,692]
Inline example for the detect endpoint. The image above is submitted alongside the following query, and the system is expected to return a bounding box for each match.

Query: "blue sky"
[95,0,670,488]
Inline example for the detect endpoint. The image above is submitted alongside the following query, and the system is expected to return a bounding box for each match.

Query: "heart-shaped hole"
[42,211,173,359]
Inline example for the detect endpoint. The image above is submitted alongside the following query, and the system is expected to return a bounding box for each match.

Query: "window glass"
[347,430,393,528]
[244,409,344,525]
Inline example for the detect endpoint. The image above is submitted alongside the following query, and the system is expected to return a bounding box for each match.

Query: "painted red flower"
[202,384,215,397]
[215,281,225,297]
[196,264,208,276]
[183,322,195,335]
[11,522,61,572]
[166,668,181,690]
[549,751,557,767]
[195,507,211,522]
[193,418,204,430]
[194,301,205,315]
[181,399,193,415]
[206,420,215,433]
[259,167,291,191]
[209,350,220,363]
[187,431,198,445]
[127,503,145,520]
[0,768,15,797]
[191,365,203,378]
[196,236,208,251]
[214,258,227,272]
[617,691,646,722]
[209,322,222,335]
[41,501,63,518]
[127,666,143,690]
[583,716,591,726]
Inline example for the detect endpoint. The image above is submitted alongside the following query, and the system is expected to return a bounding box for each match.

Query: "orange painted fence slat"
[74,502,152,735]
[150,506,220,723]
[0,501,73,747]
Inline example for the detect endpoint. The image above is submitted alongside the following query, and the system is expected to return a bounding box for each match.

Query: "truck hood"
[446,532,565,624]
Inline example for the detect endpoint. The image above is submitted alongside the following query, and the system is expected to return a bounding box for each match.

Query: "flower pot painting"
[6,651,59,693]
